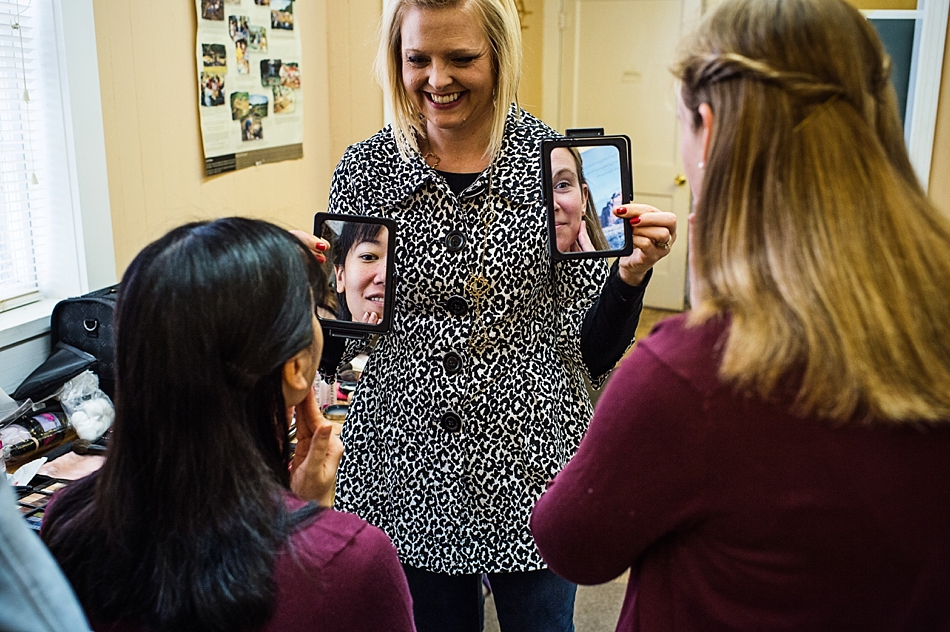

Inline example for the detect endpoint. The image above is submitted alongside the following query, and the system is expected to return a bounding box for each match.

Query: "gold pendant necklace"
[465,168,496,354]
[423,151,441,168]
[420,136,442,169]
[420,136,496,353]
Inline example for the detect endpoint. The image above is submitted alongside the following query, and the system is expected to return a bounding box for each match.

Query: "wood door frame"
[541,0,701,311]
[543,0,948,192]
[541,0,702,132]
[866,1,949,192]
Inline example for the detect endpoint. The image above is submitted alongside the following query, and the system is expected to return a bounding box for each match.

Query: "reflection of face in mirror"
[551,147,610,253]
[332,223,389,324]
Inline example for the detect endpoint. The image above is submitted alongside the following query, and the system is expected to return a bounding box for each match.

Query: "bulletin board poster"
[196,0,303,176]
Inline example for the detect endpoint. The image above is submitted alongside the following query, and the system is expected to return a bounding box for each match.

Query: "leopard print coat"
[329,108,611,573]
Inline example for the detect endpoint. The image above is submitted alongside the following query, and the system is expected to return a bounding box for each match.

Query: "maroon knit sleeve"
[531,315,716,585]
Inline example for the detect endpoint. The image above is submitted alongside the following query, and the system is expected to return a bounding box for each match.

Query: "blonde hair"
[376,0,522,161]
[674,0,950,423]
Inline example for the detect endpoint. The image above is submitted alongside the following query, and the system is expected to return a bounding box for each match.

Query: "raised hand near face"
[289,386,344,507]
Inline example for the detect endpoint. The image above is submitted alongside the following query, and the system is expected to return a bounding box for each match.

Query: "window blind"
[0,0,44,312]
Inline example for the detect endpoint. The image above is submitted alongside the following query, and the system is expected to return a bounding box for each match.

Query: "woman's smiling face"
[400,5,497,137]
[335,226,389,323]
[550,147,590,252]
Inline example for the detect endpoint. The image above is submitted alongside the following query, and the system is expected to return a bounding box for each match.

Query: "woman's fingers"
[634,225,676,249]
[289,229,329,264]
[291,417,344,506]
[612,205,679,286]
[613,203,663,220]
[362,311,381,325]
[290,387,320,475]
[615,204,677,249]
[289,385,345,506]
[577,220,595,252]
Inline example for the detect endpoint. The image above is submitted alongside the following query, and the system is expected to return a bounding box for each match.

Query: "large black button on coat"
[440,412,462,433]
[446,296,469,317]
[445,231,466,252]
[443,352,463,375]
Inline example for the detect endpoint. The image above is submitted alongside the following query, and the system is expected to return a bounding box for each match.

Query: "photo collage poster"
[196,0,303,176]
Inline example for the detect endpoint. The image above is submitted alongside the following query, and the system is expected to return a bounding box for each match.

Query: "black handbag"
[13,285,120,402]
[49,284,119,398]
[11,342,97,402]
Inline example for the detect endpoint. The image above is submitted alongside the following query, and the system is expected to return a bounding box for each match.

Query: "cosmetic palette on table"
[14,476,69,531]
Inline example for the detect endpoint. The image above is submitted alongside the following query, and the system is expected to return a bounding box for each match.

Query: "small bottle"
[317,377,336,410]
[0,412,69,459]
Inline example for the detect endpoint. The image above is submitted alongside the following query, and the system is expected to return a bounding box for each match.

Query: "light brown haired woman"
[532,0,950,629]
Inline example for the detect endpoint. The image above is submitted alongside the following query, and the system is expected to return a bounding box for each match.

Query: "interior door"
[544,0,701,310]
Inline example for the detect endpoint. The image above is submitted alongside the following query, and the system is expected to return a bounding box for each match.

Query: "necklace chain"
[465,168,495,354]
[420,138,496,353]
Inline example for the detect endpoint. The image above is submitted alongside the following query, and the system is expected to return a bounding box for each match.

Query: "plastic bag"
[60,370,115,442]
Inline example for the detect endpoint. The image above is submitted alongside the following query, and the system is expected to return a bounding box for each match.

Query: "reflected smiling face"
[335,226,389,323]
[550,147,590,252]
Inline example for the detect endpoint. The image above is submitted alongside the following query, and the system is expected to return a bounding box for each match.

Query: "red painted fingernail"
[316,253,326,263]
[629,217,641,225]
[315,242,328,251]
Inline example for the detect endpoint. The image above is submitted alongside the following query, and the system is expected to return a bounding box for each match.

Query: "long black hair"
[42,218,324,632]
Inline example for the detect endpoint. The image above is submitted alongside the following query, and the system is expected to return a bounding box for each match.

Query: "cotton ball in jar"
[70,396,115,442]
[82,398,107,418]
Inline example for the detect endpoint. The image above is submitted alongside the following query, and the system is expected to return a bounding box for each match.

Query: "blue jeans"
[402,564,577,632]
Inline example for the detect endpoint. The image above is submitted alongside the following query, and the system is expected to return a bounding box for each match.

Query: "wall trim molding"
[868,1,950,192]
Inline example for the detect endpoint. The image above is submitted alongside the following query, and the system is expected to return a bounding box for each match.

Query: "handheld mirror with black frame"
[542,131,634,259]
[312,213,396,337]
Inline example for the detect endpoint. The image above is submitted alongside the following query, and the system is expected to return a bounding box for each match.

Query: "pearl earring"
[698,161,705,169]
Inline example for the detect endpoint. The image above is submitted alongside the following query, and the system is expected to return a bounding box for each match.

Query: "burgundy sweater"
[49,496,415,632]
[531,313,950,631]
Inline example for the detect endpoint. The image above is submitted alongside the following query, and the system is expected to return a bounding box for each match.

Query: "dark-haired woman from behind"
[41,218,415,632]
